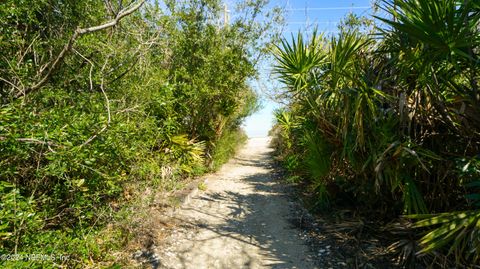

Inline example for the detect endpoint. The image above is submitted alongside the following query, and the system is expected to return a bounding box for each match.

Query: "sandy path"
[155,137,318,269]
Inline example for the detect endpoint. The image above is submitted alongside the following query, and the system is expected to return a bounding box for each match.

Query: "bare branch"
[0,77,22,92]
[16,0,146,98]
[17,34,40,68]
[78,59,112,148]
[73,48,95,91]
[76,0,145,35]
[115,105,140,114]
[0,136,58,147]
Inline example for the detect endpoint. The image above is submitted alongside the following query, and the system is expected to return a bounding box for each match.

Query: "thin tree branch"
[73,48,95,91]
[16,0,146,98]
[78,59,112,148]
[0,77,22,92]
[0,136,58,149]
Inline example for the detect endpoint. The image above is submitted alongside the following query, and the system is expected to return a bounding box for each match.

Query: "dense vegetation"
[0,0,280,267]
[271,0,480,267]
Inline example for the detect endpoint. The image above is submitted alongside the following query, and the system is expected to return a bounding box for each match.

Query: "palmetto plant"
[271,0,480,266]
[272,30,326,95]
[408,178,480,265]
[163,134,206,173]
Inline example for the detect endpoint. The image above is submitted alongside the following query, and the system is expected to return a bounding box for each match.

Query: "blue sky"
[241,0,376,137]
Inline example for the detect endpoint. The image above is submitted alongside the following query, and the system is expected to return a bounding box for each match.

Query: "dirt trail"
[154,137,318,269]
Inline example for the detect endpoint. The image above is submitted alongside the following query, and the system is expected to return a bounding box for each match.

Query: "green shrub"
[270,0,480,265]
[0,0,279,267]
[211,128,248,171]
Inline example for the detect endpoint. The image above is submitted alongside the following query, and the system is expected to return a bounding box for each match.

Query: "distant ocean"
[243,98,279,138]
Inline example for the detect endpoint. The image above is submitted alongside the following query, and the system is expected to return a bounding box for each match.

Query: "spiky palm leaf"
[271,29,326,94]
